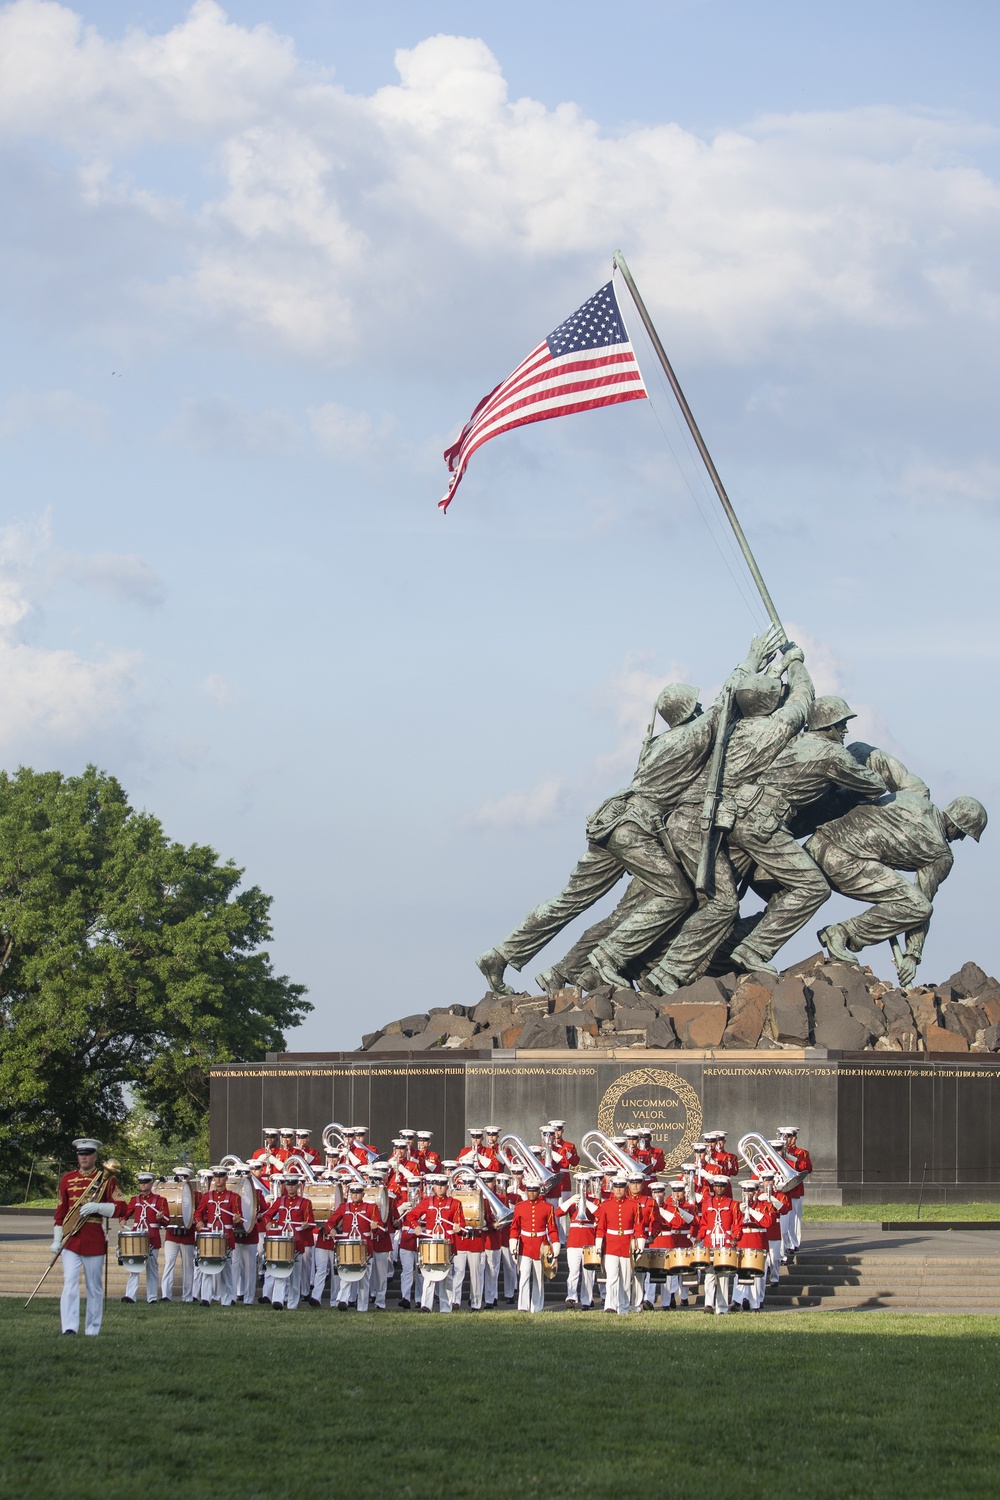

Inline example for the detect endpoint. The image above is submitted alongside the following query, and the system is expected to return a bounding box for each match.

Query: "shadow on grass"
[2,1302,999,1499]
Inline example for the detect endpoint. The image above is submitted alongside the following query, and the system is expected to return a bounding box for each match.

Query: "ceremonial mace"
[612,250,787,897]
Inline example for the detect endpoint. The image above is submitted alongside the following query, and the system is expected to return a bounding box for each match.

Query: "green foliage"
[3,1305,1000,1497]
[0,765,308,1194]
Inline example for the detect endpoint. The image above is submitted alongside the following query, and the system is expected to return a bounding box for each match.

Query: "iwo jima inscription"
[443,253,986,1007]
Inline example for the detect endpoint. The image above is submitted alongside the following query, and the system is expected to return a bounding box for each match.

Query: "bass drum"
[157,1180,194,1231]
[225,1175,258,1233]
[306,1184,342,1221]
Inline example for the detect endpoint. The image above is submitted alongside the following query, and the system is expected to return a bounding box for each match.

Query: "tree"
[0,765,309,1194]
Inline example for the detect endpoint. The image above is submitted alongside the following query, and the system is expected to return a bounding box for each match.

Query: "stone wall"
[358,956,1000,1057]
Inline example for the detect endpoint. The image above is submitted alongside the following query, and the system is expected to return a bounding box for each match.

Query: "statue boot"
[817,922,861,966]
[476,948,515,996]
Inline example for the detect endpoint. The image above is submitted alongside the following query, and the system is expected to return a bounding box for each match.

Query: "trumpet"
[737,1132,807,1194]
[498,1134,560,1195]
[581,1129,646,1180]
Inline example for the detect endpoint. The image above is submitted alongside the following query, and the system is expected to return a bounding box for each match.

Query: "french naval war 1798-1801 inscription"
[597,1068,702,1171]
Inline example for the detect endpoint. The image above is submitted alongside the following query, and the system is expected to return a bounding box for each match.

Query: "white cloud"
[170,394,300,453]
[1,5,999,374]
[785,620,908,757]
[900,458,1000,508]
[55,551,164,607]
[0,517,143,752]
[201,673,233,707]
[467,775,567,829]
[0,389,108,440]
[308,402,394,460]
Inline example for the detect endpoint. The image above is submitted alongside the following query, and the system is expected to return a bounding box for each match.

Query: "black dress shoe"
[398,1298,410,1309]
[120,1296,135,1304]
[63,1329,76,1336]
[259,1296,271,1304]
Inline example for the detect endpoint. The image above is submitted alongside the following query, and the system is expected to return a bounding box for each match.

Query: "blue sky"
[1,0,999,1046]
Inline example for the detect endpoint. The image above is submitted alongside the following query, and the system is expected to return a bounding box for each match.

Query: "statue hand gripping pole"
[612,251,787,898]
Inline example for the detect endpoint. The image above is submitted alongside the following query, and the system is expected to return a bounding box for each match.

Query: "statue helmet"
[943,796,988,842]
[808,695,857,732]
[656,683,700,728]
[734,675,782,718]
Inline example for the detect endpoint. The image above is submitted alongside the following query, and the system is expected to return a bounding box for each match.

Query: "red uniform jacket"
[556,1197,599,1249]
[633,1144,666,1174]
[460,1199,494,1255]
[124,1193,170,1250]
[415,1148,442,1173]
[698,1197,742,1248]
[55,1169,126,1257]
[369,1200,398,1254]
[545,1138,580,1194]
[457,1145,502,1174]
[594,1197,645,1257]
[738,1201,776,1250]
[404,1193,466,1247]
[486,1190,512,1251]
[259,1193,316,1253]
[509,1199,558,1260]
[234,1185,263,1246]
[662,1194,697,1246]
[708,1148,739,1176]
[646,1199,694,1249]
[294,1145,323,1168]
[325,1201,386,1250]
[783,1146,812,1200]
[195,1189,244,1251]
[764,1189,791,1239]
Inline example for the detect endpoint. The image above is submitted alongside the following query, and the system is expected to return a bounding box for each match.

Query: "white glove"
[78,1201,102,1218]
[50,1230,62,1253]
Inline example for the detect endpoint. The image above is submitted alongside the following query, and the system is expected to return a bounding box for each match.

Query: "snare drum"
[712,1245,740,1271]
[335,1239,370,1284]
[582,1246,602,1268]
[637,1248,667,1282]
[666,1245,693,1272]
[419,1237,453,1283]
[117,1230,150,1269]
[263,1234,297,1279]
[195,1231,229,1271]
[738,1246,768,1278]
[690,1244,711,1270]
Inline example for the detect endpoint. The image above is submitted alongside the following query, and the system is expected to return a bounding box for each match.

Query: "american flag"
[439,280,647,511]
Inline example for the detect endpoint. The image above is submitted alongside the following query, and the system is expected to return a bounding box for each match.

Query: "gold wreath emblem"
[597,1068,703,1172]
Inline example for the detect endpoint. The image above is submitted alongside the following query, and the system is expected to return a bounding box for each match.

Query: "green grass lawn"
[804,1202,1000,1220]
[3,1302,1000,1498]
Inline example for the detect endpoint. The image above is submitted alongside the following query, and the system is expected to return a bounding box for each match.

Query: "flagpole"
[613,249,784,637]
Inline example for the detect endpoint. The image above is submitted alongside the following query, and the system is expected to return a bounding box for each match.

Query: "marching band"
[49,1119,813,1331]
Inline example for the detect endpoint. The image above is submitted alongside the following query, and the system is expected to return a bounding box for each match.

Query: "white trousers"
[60,1250,104,1335]
[704,1271,731,1313]
[452,1250,485,1309]
[645,1274,686,1307]
[419,1265,454,1312]
[603,1254,631,1315]
[483,1247,500,1304]
[768,1240,782,1283]
[161,1240,195,1301]
[630,1268,647,1311]
[399,1248,422,1303]
[369,1251,390,1309]
[565,1247,596,1305]
[501,1246,518,1298]
[311,1247,340,1304]
[125,1249,159,1303]
[231,1243,258,1302]
[272,1257,304,1309]
[200,1256,234,1305]
[517,1254,546,1313]
[788,1199,803,1250]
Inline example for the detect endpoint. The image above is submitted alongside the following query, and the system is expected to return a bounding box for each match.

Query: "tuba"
[281,1152,319,1184]
[737,1132,807,1194]
[322,1121,351,1157]
[498,1134,560,1195]
[449,1162,514,1231]
[581,1129,647,1180]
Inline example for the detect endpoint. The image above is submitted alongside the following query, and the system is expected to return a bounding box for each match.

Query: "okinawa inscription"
[597,1067,703,1171]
